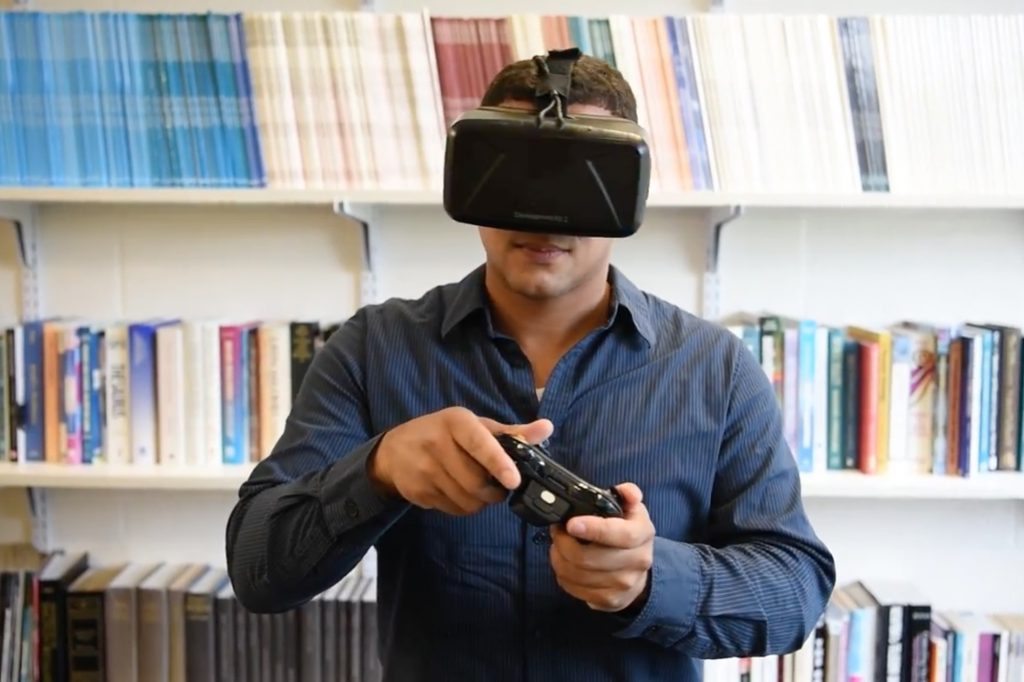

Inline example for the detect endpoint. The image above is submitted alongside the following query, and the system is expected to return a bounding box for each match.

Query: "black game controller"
[495,433,625,527]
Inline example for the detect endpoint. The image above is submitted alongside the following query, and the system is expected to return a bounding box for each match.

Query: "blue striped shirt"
[226,264,836,681]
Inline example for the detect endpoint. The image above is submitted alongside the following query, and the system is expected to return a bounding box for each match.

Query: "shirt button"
[645,625,660,636]
[532,530,550,545]
[344,499,360,519]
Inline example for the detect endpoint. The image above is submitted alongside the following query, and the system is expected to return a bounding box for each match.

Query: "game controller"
[495,433,625,527]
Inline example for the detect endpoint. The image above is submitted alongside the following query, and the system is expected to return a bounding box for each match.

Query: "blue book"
[0,13,22,185]
[129,319,178,465]
[796,319,817,473]
[220,322,257,464]
[78,325,104,464]
[20,321,46,462]
[229,14,265,186]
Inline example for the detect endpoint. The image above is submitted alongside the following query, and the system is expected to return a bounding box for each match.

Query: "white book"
[156,323,185,467]
[886,330,912,474]
[812,325,829,474]
[181,321,205,467]
[257,322,291,460]
[103,324,130,465]
[201,321,223,466]
[402,11,446,189]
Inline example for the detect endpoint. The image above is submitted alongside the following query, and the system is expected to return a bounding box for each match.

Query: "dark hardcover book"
[215,582,236,682]
[335,575,360,682]
[283,607,298,682]
[184,567,228,682]
[289,322,320,401]
[246,327,260,463]
[168,565,209,682]
[247,607,261,682]
[359,576,380,682]
[38,551,89,682]
[66,563,127,681]
[972,324,1021,471]
[104,562,160,682]
[234,597,250,682]
[320,581,342,682]
[842,339,860,469]
[137,563,190,682]
[863,581,933,682]
[272,611,286,682]
[300,592,323,682]
[259,612,272,682]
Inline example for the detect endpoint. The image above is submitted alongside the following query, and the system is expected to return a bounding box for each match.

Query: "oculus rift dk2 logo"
[512,211,569,224]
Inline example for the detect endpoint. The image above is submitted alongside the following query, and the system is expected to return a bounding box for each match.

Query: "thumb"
[479,417,554,445]
[614,482,644,513]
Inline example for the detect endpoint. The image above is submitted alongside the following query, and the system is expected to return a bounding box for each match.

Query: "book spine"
[103,325,129,465]
[66,591,106,681]
[827,328,845,470]
[129,324,158,465]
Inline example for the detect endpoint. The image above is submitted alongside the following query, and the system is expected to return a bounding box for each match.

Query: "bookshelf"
[6,187,1024,209]
[0,463,1021,500]
[1,4,1023,679]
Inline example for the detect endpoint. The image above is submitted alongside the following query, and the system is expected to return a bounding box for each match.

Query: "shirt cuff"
[612,536,703,648]
[319,433,410,536]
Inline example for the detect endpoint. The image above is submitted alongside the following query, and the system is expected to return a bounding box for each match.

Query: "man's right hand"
[368,406,554,516]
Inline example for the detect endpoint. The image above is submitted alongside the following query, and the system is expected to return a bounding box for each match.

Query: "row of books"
[1,11,1022,194]
[723,314,1024,476]
[4,314,1024,478]
[0,318,346,467]
[5,542,1023,682]
[0,544,379,682]
[704,579,1024,682]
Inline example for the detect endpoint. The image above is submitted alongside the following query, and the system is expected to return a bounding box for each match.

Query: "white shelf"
[0,462,256,491]
[800,470,1024,500]
[0,462,1020,499]
[3,187,1024,210]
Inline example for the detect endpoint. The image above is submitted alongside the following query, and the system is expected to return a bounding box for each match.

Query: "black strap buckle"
[532,47,582,126]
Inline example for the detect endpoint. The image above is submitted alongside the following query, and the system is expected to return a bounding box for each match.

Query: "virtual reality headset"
[442,48,651,238]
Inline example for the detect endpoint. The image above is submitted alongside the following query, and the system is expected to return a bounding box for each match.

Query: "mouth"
[513,241,572,254]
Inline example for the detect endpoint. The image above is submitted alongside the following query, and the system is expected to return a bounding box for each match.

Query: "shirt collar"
[440,264,656,347]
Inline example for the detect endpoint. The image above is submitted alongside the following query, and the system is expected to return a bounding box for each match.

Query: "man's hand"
[368,406,553,516]
[549,482,655,613]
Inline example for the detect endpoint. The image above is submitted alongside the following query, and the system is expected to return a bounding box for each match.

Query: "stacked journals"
[723,314,1024,477]
[1,11,1022,194]
[0,545,379,682]
[3,314,1024,478]
[0,318,346,467]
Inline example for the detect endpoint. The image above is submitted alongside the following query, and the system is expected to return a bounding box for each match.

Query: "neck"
[485,267,613,351]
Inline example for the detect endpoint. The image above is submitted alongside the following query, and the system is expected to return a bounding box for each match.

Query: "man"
[226,54,835,681]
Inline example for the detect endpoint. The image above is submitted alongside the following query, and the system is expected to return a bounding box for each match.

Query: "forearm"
[615,532,834,658]
[226,435,409,613]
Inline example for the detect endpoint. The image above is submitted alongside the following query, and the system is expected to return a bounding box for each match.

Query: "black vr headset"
[442,48,651,238]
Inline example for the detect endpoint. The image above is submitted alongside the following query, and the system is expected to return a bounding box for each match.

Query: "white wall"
[0,0,1022,620]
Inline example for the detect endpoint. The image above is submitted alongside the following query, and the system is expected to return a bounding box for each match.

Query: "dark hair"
[480,54,638,123]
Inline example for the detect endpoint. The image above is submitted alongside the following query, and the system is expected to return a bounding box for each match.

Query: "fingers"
[428,464,491,516]
[440,444,507,505]
[565,514,653,549]
[478,416,555,445]
[550,525,648,573]
[447,411,522,490]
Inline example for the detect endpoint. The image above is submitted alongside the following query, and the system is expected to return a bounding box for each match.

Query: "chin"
[505,272,576,299]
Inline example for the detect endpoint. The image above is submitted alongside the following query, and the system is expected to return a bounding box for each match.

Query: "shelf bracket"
[26,488,52,553]
[702,204,744,320]
[1,202,42,320]
[333,200,379,308]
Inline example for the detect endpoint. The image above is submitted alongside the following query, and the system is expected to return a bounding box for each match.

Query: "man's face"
[478,100,614,301]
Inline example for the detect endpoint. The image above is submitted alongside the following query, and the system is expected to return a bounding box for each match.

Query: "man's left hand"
[549,482,655,613]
